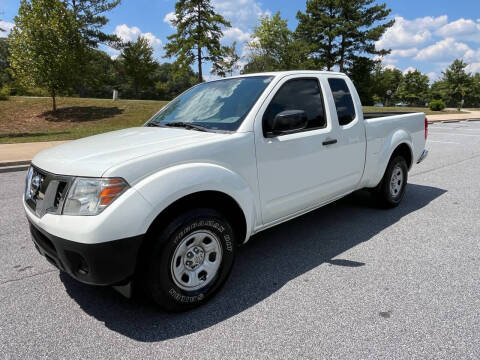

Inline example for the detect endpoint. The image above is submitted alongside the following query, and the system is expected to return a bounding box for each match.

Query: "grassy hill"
[0,96,464,144]
[0,97,167,144]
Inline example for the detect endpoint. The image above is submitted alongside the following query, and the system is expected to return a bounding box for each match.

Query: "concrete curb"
[0,160,31,167]
[427,118,480,124]
[0,160,30,173]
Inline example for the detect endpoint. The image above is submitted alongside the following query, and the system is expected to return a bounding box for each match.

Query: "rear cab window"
[328,78,356,126]
[263,78,326,136]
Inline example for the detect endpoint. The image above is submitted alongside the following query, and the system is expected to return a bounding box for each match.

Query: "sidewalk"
[427,109,480,122]
[0,141,67,166]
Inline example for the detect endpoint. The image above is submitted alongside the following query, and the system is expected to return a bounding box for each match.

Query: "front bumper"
[28,219,144,286]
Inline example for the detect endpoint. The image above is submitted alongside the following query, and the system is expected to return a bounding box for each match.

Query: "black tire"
[143,208,236,312]
[375,156,408,208]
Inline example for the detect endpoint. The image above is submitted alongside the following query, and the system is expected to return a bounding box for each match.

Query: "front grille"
[25,166,72,218]
[54,181,68,209]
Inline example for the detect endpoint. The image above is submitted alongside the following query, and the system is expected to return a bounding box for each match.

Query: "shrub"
[429,99,446,111]
[0,85,10,101]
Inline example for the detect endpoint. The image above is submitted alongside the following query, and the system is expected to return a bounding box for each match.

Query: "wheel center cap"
[184,246,205,270]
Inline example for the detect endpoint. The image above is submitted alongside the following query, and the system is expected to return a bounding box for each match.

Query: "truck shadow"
[60,183,446,342]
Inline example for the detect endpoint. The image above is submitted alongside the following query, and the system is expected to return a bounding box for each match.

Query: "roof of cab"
[230,70,346,78]
[205,70,347,82]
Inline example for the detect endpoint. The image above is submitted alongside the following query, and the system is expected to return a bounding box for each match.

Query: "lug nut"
[186,252,193,258]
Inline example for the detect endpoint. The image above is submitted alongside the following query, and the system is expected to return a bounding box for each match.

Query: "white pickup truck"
[24,71,428,311]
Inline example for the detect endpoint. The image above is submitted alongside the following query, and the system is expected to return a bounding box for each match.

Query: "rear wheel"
[143,208,236,312]
[375,156,408,208]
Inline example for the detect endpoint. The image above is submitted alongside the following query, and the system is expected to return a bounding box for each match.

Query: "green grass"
[0,97,469,144]
[363,106,467,116]
[0,96,167,144]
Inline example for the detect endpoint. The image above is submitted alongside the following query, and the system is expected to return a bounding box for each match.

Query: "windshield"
[146,76,274,131]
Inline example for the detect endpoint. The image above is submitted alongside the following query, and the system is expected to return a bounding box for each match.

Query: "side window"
[328,78,356,126]
[263,78,326,135]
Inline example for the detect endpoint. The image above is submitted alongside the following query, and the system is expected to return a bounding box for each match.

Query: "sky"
[1,0,480,81]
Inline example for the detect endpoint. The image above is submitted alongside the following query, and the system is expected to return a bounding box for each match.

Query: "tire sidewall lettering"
[168,288,205,303]
[172,219,233,253]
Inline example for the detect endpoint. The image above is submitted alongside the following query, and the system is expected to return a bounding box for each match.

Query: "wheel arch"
[144,190,248,247]
[390,142,413,170]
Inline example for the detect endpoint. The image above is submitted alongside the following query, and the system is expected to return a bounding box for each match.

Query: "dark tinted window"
[263,78,326,135]
[328,78,356,126]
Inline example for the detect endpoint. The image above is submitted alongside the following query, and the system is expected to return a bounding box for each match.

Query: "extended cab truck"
[24,71,428,311]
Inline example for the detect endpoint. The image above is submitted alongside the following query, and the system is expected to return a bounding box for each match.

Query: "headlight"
[63,177,129,216]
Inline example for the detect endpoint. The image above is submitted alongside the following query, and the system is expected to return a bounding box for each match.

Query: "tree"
[396,69,429,106]
[61,0,121,96]
[242,12,313,73]
[211,41,240,77]
[154,62,198,100]
[371,65,403,105]
[62,0,121,48]
[9,0,81,111]
[468,73,480,107]
[439,59,472,108]
[0,38,11,87]
[79,49,117,98]
[296,0,394,72]
[118,36,157,98]
[348,56,377,105]
[164,0,230,82]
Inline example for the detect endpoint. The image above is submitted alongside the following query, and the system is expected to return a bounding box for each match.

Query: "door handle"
[322,139,337,146]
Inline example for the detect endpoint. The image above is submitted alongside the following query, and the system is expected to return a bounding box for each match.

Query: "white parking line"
[428,140,461,144]
[428,132,480,137]
[429,126,480,131]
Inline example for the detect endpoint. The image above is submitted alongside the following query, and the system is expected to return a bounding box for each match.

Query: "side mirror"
[267,110,308,137]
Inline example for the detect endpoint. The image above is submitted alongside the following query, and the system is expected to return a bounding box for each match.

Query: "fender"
[365,129,413,188]
[132,162,257,242]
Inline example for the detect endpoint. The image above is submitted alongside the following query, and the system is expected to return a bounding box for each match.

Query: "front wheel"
[143,209,236,312]
[375,156,408,208]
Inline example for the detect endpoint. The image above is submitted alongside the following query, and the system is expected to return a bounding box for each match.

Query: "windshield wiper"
[146,122,161,127]
[164,122,209,132]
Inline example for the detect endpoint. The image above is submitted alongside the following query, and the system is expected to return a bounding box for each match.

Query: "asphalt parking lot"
[1,121,480,359]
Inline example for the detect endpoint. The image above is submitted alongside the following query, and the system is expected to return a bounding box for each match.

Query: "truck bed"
[363,111,418,120]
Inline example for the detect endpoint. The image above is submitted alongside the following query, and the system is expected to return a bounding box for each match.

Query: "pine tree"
[62,0,121,95]
[164,0,230,82]
[211,41,240,77]
[62,0,121,48]
[296,1,340,71]
[296,0,393,71]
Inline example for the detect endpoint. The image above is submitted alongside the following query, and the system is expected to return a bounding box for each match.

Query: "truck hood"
[32,127,227,177]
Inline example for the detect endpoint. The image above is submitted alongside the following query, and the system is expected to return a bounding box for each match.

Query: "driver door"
[255,76,347,225]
